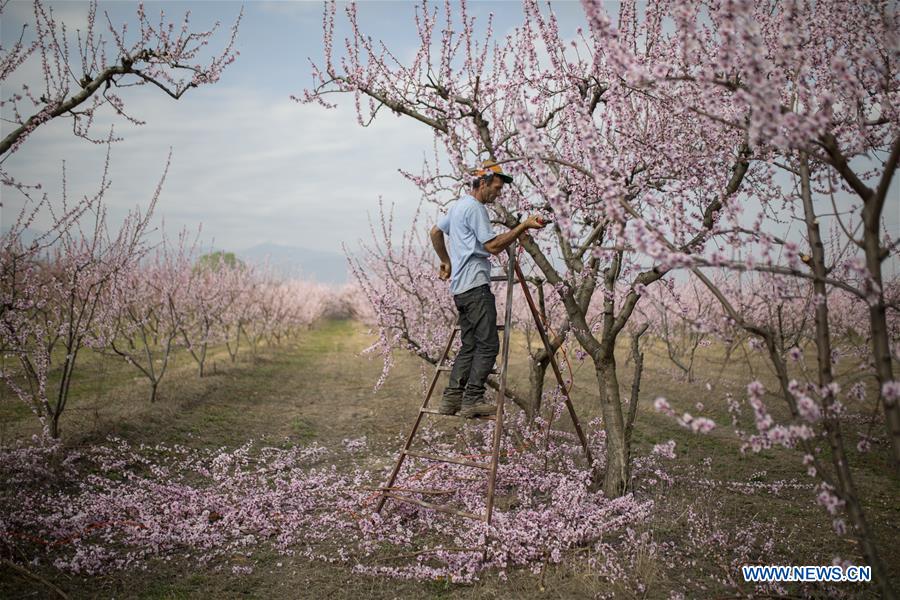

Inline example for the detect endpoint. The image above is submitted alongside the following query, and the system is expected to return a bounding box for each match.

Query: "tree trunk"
[625,324,649,467]
[801,155,895,599]
[49,412,60,439]
[862,216,900,473]
[526,354,547,422]
[595,354,629,497]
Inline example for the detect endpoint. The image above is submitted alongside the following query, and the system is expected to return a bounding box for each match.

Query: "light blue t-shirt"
[437,194,496,296]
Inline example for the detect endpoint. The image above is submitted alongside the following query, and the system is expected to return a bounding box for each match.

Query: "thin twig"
[1,558,70,599]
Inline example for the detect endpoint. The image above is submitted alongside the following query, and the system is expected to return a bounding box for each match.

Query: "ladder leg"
[513,260,596,471]
[376,327,458,514]
[485,247,517,525]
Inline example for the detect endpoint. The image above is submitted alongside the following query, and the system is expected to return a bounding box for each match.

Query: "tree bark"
[823,133,900,473]
[595,353,629,496]
[526,355,547,421]
[624,323,649,466]
[862,200,900,474]
[800,155,894,599]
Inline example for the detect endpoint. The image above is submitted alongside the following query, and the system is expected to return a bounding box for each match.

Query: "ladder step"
[421,408,496,420]
[490,275,523,283]
[378,486,454,496]
[380,492,485,521]
[453,324,505,331]
[436,365,500,375]
[404,449,491,470]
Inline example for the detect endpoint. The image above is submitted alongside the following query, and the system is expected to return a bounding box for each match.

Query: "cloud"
[2,80,439,255]
[2,0,91,33]
[6,1,567,257]
[256,1,322,24]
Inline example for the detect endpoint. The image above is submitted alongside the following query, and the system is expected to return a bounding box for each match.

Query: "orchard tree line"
[0,1,358,440]
[2,219,351,439]
[304,0,899,594]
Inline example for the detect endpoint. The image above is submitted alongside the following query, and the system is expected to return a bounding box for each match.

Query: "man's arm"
[483,216,546,255]
[431,225,450,262]
[431,225,452,280]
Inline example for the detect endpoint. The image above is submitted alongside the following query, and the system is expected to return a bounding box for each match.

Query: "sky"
[0,0,587,266]
[1,1,896,280]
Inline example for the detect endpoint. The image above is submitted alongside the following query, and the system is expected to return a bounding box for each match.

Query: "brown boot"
[437,395,462,415]
[460,401,496,419]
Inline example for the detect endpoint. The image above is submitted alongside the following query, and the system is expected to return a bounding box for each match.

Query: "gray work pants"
[443,284,499,406]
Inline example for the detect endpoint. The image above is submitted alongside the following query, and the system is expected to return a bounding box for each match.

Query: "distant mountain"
[237,243,349,284]
[1,226,350,284]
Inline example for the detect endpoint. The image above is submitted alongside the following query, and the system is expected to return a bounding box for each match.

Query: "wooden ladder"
[374,244,594,524]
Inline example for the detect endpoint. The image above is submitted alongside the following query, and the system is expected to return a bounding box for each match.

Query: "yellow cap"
[471,160,513,183]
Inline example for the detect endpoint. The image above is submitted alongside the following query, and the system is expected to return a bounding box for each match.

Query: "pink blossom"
[796,395,821,423]
[652,440,677,459]
[882,381,900,403]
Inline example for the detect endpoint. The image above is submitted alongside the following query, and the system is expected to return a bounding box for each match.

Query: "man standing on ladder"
[429,160,546,418]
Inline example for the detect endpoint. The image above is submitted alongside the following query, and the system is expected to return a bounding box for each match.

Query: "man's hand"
[523,215,549,229]
[485,215,550,255]
[439,261,452,280]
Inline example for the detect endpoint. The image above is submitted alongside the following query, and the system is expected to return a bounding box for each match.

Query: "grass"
[1,318,897,598]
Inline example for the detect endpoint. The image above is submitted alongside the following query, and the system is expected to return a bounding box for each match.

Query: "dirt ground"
[1,319,897,599]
